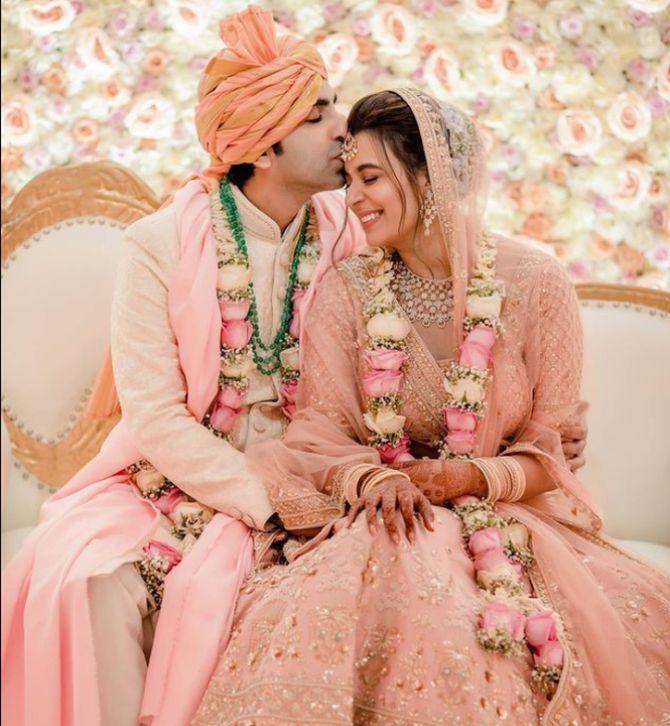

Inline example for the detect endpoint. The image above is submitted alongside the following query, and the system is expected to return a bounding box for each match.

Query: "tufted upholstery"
[1,162,160,562]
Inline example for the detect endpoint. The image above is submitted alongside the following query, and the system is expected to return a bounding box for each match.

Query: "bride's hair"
[347,90,427,236]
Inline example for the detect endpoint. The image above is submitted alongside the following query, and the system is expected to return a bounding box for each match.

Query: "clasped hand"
[346,476,435,544]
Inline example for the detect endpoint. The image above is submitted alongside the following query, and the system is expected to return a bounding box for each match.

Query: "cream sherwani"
[90,186,314,725]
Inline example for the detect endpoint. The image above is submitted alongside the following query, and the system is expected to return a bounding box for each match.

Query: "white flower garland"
[361,234,503,463]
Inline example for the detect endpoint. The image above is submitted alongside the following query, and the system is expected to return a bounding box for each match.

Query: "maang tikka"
[420,182,437,236]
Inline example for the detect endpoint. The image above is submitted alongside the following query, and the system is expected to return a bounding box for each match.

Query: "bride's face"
[344,131,425,251]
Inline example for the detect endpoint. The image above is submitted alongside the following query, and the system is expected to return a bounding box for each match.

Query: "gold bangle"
[499,457,525,502]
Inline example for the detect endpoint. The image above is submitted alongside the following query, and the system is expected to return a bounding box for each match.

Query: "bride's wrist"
[444,460,487,499]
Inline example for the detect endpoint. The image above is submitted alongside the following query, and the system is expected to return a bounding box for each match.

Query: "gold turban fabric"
[195,6,327,179]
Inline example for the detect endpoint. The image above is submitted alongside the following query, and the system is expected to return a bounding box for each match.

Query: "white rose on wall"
[609,161,653,211]
[125,96,176,139]
[1,96,37,146]
[491,39,536,87]
[317,34,358,88]
[19,0,76,36]
[627,0,669,14]
[606,92,652,143]
[556,109,603,156]
[657,51,670,102]
[424,49,462,100]
[166,0,210,39]
[371,4,417,57]
[76,29,119,81]
[461,0,508,29]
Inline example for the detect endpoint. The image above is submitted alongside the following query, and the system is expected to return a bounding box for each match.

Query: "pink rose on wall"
[609,161,652,212]
[556,109,603,156]
[370,5,417,56]
[424,48,461,100]
[19,1,76,36]
[362,369,404,397]
[75,29,119,80]
[606,91,652,143]
[462,0,509,28]
[317,33,358,88]
[492,39,536,87]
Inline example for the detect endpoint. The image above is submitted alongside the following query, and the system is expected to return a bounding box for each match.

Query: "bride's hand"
[346,477,434,544]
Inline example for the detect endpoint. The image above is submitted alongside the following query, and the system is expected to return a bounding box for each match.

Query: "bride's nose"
[346,180,365,208]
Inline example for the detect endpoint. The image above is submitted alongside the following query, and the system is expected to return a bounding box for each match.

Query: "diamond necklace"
[389,255,454,328]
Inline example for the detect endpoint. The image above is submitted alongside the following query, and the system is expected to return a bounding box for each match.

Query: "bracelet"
[472,457,526,503]
[359,468,410,498]
[337,463,379,505]
[499,457,525,502]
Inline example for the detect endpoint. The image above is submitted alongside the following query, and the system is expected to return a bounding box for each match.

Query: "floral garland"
[129,178,322,607]
[360,237,563,696]
[450,495,565,697]
[361,234,503,463]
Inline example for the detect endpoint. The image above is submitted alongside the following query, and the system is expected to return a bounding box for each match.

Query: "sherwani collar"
[231,183,306,245]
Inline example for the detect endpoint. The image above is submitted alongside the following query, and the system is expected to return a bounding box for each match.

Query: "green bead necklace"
[218,177,310,376]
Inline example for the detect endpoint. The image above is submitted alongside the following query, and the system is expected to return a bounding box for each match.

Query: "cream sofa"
[1,162,159,565]
[1,166,668,572]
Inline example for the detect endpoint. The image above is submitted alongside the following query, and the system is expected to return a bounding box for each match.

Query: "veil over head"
[389,87,488,345]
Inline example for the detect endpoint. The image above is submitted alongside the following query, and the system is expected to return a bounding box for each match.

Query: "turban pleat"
[195,6,326,181]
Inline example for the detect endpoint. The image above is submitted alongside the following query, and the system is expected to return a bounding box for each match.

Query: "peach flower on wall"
[609,161,652,212]
[424,48,461,100]
[556,109,603,156]
[317,34,358,88]
[491,39,536,87]
[72,117,99,147]
[462,0,508,29]
[371,4,417,56]
[19,0,76,36]
[1,97,37,147]
[606,92,652,143]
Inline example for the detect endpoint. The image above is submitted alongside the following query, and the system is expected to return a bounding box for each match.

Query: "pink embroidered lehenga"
[194,91,670,725]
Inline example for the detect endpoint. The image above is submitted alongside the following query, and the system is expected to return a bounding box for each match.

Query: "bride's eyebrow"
[356,163,383,172]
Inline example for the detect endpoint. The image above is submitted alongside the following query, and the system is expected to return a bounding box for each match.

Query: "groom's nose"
[331,108,347,141]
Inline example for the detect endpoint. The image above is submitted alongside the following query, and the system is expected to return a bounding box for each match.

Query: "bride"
[194,89,670,724]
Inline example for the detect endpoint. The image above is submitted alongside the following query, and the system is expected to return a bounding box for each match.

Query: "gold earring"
[420,183,436,236]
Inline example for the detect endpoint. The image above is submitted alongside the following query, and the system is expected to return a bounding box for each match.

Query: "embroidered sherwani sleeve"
[110,217,273,530]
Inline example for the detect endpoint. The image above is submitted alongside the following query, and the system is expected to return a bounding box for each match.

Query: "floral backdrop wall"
[2,0,669,286]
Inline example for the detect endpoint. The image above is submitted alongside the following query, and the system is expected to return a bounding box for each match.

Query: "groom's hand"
[561,425,587,472]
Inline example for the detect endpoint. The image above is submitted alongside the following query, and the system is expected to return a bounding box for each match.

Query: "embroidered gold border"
[2,161,161,487]
[576,282,670,313]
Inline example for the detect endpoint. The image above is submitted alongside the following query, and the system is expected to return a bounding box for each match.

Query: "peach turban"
[195,6,327,180]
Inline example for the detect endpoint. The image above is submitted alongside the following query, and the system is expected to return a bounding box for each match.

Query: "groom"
[2,7,365,726]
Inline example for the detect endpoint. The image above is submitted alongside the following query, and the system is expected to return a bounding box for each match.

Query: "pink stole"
[1,181,365,726]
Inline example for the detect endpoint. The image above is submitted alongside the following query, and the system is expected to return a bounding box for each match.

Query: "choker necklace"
[390,255,454,328]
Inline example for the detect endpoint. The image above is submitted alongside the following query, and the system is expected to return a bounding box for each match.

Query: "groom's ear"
[253,153,272,171]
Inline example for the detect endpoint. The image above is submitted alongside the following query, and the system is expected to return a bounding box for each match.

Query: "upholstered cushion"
[1,219,125,532]
[615,539,670,573]
[578,299,670,546]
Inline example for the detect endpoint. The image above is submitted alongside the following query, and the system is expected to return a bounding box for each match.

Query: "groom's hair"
[347,91,426,239]
[228,141,284,189]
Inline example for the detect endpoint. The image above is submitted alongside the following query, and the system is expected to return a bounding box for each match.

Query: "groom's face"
[263,82,347,195]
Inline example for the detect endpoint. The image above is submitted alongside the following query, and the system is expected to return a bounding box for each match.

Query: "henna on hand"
[393,459,487,504]
[346,476,434,544]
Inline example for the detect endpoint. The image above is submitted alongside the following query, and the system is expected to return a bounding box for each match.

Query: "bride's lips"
[358,210,383,230]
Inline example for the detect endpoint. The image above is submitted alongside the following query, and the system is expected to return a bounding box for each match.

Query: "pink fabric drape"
[1,180,365,726]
